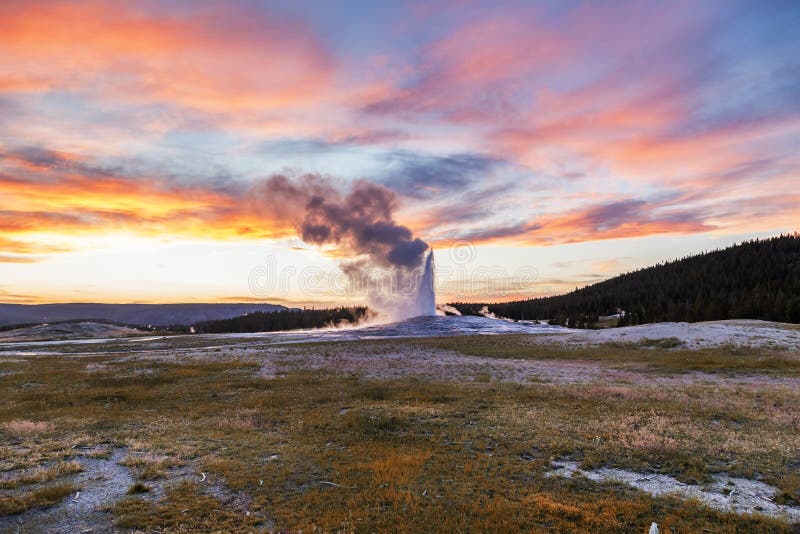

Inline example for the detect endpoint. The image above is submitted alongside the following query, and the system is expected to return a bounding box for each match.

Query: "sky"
[0,0,798,305]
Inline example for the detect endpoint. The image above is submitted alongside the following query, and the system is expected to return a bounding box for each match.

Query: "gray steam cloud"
[252,174,429,270]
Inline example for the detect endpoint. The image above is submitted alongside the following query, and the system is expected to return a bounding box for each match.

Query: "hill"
[452,234,800,327]
[0,303,287,328]
[0,321,144,342]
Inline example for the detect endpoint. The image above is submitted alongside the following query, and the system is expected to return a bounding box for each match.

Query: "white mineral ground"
[546,461,800,523]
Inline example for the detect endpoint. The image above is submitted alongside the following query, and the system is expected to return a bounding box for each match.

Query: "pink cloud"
[0,1,334,113]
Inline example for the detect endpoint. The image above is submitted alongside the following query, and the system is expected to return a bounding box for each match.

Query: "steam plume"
[252,174,431,317]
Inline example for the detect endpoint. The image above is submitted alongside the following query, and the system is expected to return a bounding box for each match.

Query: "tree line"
[452,234,800,327]
[192,306,369,333]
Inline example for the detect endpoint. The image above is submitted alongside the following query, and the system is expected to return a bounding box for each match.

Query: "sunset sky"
[1,0,798,305]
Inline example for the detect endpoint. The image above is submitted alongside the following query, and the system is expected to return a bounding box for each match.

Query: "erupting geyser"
[412,249,436,317]
[252,173,435,321]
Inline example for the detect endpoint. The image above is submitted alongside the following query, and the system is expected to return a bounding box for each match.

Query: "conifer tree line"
[192,306,369,333]
[452,234,800,327]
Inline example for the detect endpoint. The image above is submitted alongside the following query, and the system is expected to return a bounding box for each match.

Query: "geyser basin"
[264,315,569,344]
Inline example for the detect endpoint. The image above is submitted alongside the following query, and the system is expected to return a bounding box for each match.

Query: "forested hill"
[192,306,369,333]
[452,234,800,327]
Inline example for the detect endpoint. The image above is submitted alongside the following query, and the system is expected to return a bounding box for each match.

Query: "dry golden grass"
[0,483,77,516]
[3,419,53,436]
[114,480,259,531]
[119,453,185,481]
[0,341,797,531]
[0,460,82,490]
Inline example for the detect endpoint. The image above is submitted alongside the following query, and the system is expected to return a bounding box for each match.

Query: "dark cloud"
[257,137,512,200]
[454,222,542,243]
[252,174,429,269]
[9,146,75,169]
[578,200,649,232]
[0,145,122,181]
[379,151,504,199]
[436,194,715,246]
[0,143,250,198]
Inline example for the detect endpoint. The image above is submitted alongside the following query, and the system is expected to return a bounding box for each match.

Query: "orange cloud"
[0,236,70,255]
[0,148,301,258]
[0,0,334,113]
[525,204,712,246]
[429,190,800,250]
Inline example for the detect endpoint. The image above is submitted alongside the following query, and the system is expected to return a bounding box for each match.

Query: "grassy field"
[1,335,799,532]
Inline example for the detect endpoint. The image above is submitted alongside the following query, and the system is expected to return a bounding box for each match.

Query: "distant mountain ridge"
[0,303,288,327]
[453,234,800,327]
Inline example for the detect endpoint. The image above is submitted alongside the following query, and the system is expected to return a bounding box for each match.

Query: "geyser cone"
[414,249,436,316]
